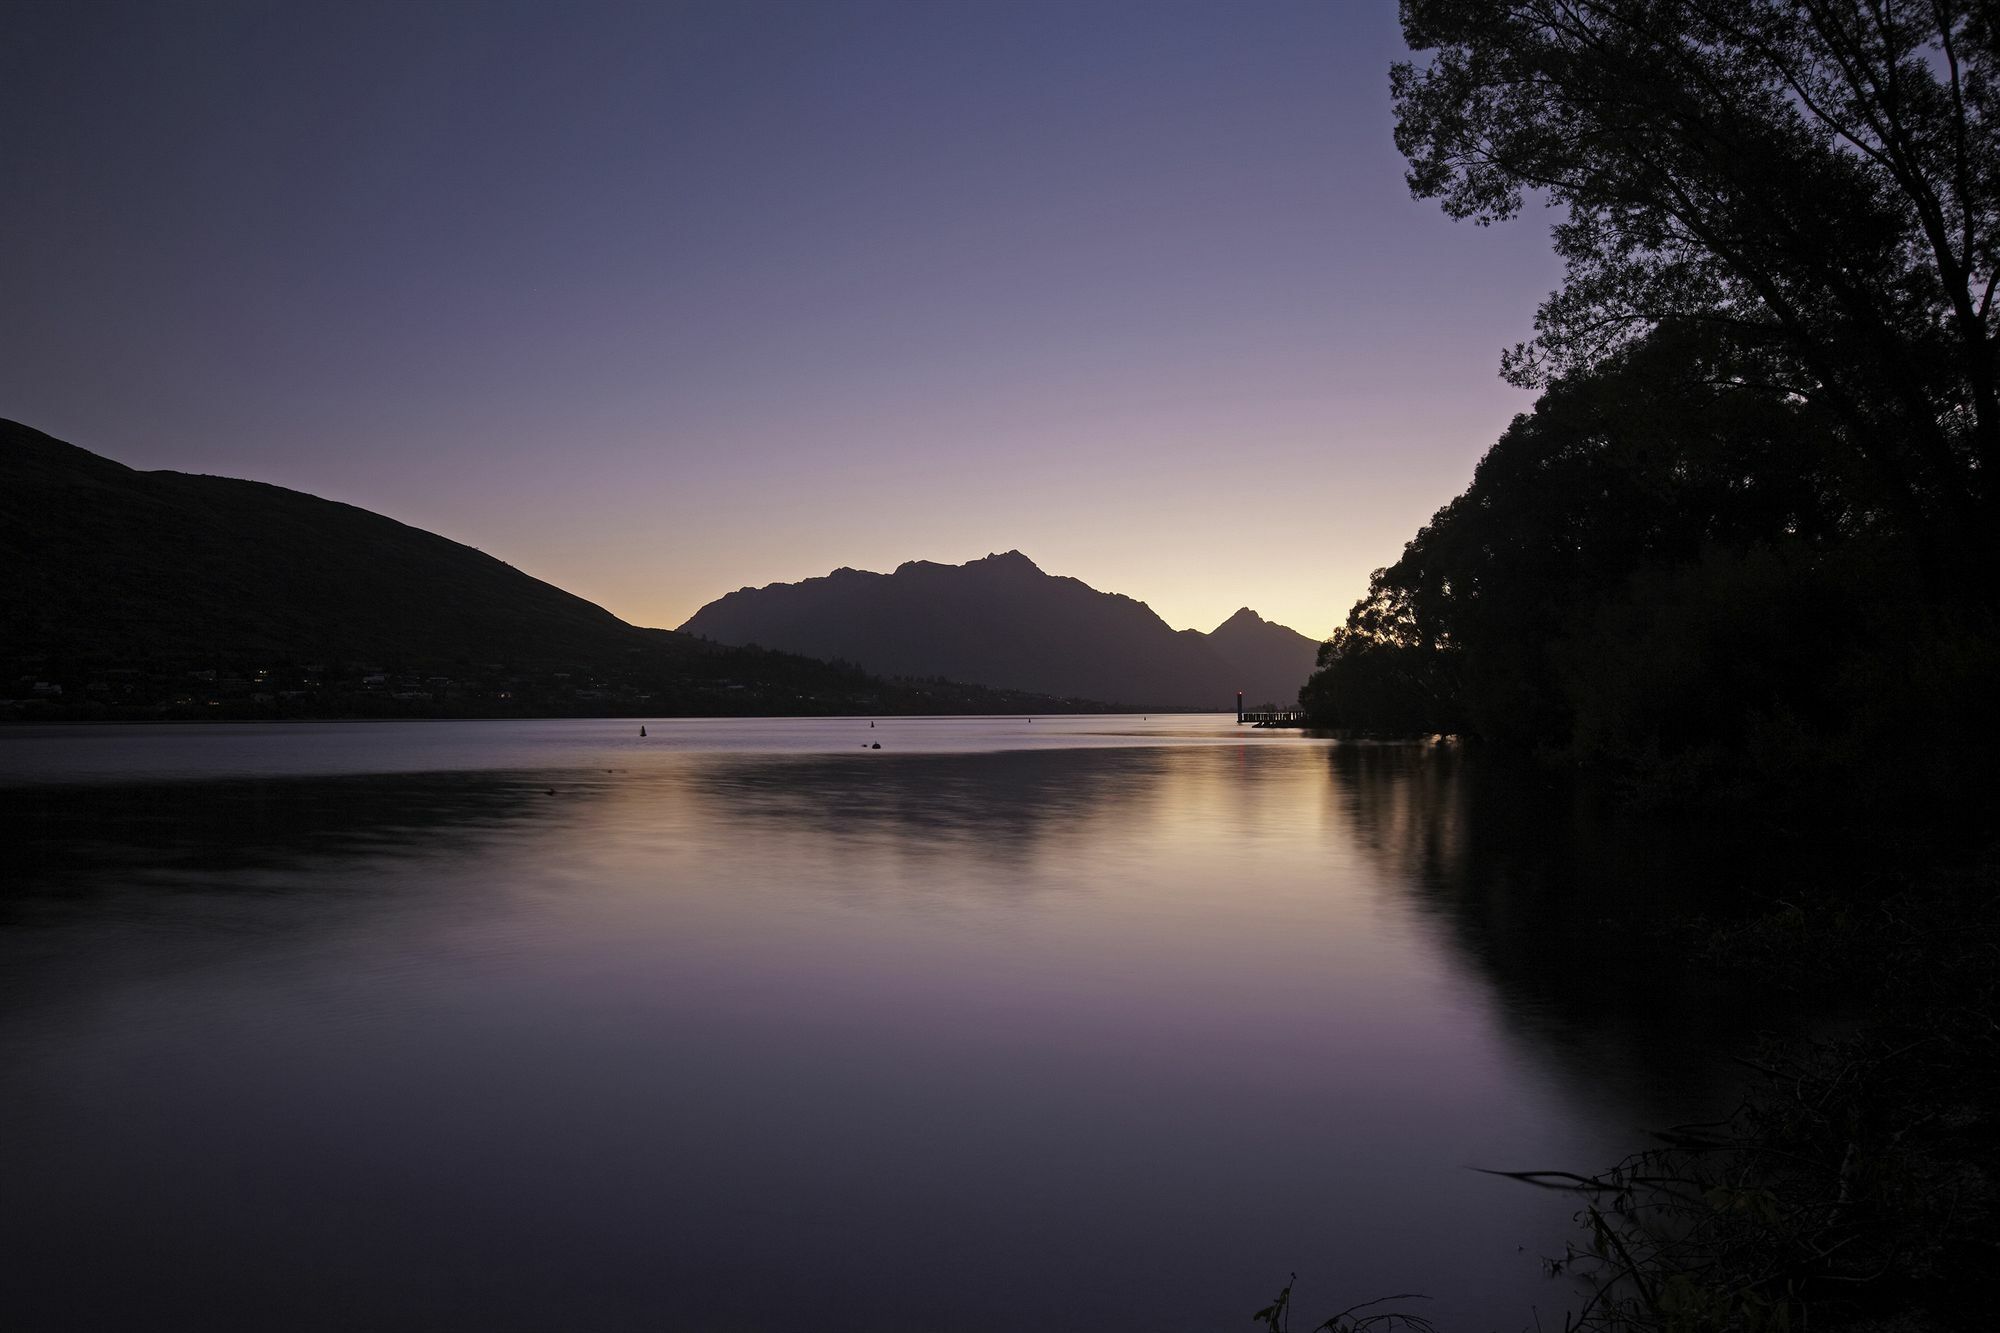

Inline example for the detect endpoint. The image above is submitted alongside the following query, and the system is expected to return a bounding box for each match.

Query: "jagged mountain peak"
[1214,606,1267,633]
[893,549,1045,579]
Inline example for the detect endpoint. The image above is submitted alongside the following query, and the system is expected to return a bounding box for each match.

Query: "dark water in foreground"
[1,718,1762,1331]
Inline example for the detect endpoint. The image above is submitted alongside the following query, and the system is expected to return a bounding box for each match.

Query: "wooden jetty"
[1234,691,1308,727]
[1238,708,1308,727]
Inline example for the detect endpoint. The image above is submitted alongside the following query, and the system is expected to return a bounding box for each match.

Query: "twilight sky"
[3,0,1560,639]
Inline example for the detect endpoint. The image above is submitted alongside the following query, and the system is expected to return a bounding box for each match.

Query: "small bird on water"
[639,725,647,737]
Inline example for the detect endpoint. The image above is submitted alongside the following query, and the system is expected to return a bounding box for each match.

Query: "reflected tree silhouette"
[1328,741,1848,1117]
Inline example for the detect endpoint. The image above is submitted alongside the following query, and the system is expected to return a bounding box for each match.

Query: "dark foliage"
[1394,0,1999,555]
[1495,865,2000,1332]
[1305,328,2000,810]
[1304,1,2000,812]
[1286,5,2000,1325]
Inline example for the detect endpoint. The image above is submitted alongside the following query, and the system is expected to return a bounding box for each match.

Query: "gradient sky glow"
[3,0,1562,639]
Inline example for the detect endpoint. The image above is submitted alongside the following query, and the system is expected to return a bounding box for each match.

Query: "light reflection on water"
[0,719,1755,1331]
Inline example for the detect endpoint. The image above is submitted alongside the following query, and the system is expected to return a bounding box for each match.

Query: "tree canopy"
[1393,0,1999,548]
[1304,2,2000,810]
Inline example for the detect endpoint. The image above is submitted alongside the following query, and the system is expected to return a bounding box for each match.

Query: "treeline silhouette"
[1278,5,2000,1330]
[1301,325,1999,811]
[1303,0,1999,817]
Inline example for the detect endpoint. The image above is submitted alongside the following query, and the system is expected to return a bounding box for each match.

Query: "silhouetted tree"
[1394,0,1999,557]
[1301,2,2000,809]
[1310,326,1837,727]
[1303,322,2000,807]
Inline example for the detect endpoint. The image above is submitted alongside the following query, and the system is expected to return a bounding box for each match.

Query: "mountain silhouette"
[0,419,1093,717]
[679,552,1322,709]
[1205,607,1322,709]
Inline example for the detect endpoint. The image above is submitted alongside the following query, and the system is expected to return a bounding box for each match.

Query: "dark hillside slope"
[0,420,1099,718]
[1,418,638,665]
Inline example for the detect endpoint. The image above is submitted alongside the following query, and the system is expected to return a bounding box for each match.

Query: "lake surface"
[0,717,1759,1330]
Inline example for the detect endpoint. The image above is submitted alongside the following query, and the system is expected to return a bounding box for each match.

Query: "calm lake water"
[1,717,1759,1330]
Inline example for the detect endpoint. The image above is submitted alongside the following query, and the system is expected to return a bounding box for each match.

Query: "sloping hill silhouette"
[0,419,1094,718]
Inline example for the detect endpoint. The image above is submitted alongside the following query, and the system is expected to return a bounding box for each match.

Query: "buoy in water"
[639,725,647,737]
[871,742,881,749]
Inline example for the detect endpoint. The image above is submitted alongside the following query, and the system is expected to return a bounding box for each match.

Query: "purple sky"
[3,1,1561,639]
